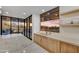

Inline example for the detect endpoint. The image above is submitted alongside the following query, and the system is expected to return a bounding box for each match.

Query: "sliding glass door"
[2,16,11,35]
[11,17,19,34]
[24,18,27,36]
[25,15,32,40]
[0,15,1,35]
[0,15,32,40]
[26,18,29,38]
[19,19,24,34]
[29,16,32,39]
[0,16,26,35]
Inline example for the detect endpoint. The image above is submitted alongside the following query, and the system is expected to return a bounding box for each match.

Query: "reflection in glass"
[2,16,10,35]
[0,15,32,40]
[0,15,1,35]
[25,15,32,40]
[41,20,59,32]
[19,19,24,34]
[40,7,59,32]
[29,17,32,39]
[25,19,27,36]
[27,18,30,38]
[11,18,18,33]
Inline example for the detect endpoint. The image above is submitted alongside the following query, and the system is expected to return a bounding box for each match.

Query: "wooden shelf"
[60,24,79,27]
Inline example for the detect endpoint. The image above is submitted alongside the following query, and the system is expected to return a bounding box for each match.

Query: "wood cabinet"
[41,36,48,49]
[47,38,60,52]
[60,42,78,53]
[34,34,42,45]
[41,36,60,52]
[34,34,79,53]
[77,47,79,53]
[34,34,60,52]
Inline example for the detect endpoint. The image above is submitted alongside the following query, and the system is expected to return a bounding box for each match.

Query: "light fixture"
[42,9,45,12]
[23,12,26,15]
[5,12,9,14]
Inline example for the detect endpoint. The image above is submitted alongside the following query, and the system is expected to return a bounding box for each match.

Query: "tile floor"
[0,34,48,53]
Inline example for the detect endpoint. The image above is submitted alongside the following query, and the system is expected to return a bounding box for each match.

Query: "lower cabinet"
[47,38,60,52]
[34,34,79,53]
[60,42,78,53]
[41,36,49,50]
[77,47,79,53]
[34,34,42,45]
[34,34,60,52]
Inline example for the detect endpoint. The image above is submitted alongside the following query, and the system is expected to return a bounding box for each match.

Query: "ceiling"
[60,6,79,14]
[1,6,56,19]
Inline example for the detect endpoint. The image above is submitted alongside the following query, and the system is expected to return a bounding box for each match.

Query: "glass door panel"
[27,18,30,38]
[11,17,19,34]
[29,16,32,39]
[2,16,10,35]
[19,19,24,34]
[25,15,32,40]
[25,19,27,36]
[0,15,1,35]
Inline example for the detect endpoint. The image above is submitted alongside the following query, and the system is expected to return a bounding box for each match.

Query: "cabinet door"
[47,38,60,53]
[34,34,42,45]
[41,36,60,53]
[60,42,78,53]
[77,47,79,53]
[41,36,48,50]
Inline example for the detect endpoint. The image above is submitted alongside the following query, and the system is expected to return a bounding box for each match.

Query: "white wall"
[32,14,40,40]
[60,6,79,14]
[60,6,79,34]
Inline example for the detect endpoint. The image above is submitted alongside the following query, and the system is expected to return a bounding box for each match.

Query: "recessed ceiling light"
[42,9,45,12]
[5,12,8,14]
[23,12,26,15]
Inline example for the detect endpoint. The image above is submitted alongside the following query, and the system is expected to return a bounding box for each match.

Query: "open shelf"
[60,24,79,27]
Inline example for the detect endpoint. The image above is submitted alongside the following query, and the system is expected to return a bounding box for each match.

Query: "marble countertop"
[35,31,79,46]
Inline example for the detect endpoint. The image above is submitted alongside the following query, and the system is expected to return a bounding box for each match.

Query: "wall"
[32,14,40,40]
[60,6,79,14]
[60,6,79,34]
